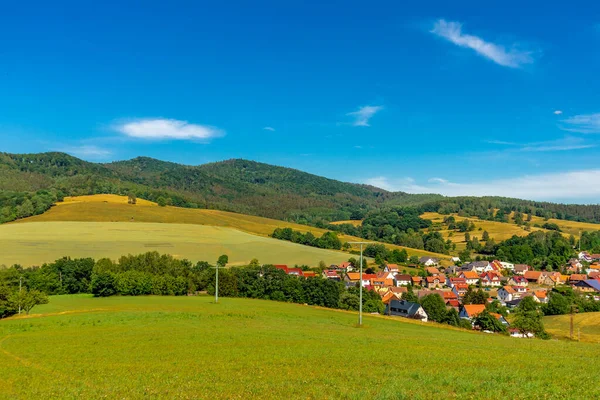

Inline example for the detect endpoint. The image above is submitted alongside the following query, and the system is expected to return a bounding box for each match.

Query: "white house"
[498,286,520,302]
[419,257,439,267]
[451,257,461,263]
[579,252,593,263]
[394,274,412,286]
[500,262,515,270]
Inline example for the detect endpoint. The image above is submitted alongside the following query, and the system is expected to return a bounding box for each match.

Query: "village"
[274,251,600,337]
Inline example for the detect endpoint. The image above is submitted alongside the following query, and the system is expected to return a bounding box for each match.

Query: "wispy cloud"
[487,136,596,152]
[114,118,224,141]
[365,170,600,201]
[59,145,112,159]
[430,19,534,68]
[553,110,563,115]
[560,113,600,134]
[263,126,275,132]
[346,105,383,127]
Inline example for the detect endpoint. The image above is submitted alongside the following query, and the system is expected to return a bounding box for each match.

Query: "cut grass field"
[528,215,600,237]
[1,295,599,399]
[10,195,449,265]
[545,312,600,343]
[0,221,353,267]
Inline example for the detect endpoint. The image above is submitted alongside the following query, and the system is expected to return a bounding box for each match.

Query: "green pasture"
[1,295,599,399]
[0,221,351,267]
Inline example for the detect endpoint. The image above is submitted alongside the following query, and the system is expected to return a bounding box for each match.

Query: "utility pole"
[348,241,373,326]
[215,262,220,303]
[18,276,22,315]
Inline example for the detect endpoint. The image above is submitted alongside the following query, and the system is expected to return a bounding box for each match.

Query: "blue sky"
[1,1,600,202]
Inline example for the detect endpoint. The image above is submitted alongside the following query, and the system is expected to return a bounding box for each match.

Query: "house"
[395,274,412,286]
[465,261,491,273]
[302,271,316,278]
[411,276,423,287]
[459,271,479,286]
[287,267,303,276]
[385,299,428,322]
[498,286,517,302]
[419,257,439,266]
[591,254,600,261]
[533,290,548,304]
[274,265,289,273]
[490,313,510,327]
[384,264,400,273]
[574,280,600,293]
[447,277,466,288]
[452,283,469,298]
[508,276,528,287]
[451,257,461,263]
[500,262,515,270]
[539,272,566,287]
[370,277,394,288]
[322,270,341,281]
[444,265,459,276]
[425,276,444,289]
[381,291,402,304]
[480,272,501,287]
[579,251,593,263]
[459,304,486,320]
[377,271,396,281]
[514,264,531,275]
[588,271,600,280]
[337,261,354,272]
[524,271,543,283]
[426,267,441,276]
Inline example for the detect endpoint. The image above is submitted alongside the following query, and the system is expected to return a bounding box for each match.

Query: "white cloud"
[346,105,383,127]
[560,113,600,134]
[430,19,534,68]
[263,126,275,132]
[487,136,596,152]
[364,170,600,201]
[114,118,224,141]
[554,110,563,115]
[60,145,112,159]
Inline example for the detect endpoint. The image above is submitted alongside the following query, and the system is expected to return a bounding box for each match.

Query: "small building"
[411,276,423,287]
[419,257,439,267]
[426,267,441,276]
[395,274,412,286]
[480,272,501,287]
[384,264,400,273]
[459,271,479,286]
[385,299,428,322]
[322,270,341,281]
[574,279,600,293]
[508,276,528,287]
[514,264,531,275]
[524,271,543,283]
[425,276,444,289]
[459,304,486,320]
[569,274,588,285]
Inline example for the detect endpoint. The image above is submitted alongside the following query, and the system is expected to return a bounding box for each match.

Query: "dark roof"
[396,274,412,281]
[419,256,439,262]
[468,261,490,268]
[386,299,423,317]
[577,280,600,292]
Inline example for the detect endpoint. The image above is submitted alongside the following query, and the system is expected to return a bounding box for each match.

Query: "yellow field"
[330,220,363,227]
[10,195,449,264]
[528,215,600,237]
[545,312,600,343]
[421,212,546,251]
[0,221,356,267]
[58,194,157,207]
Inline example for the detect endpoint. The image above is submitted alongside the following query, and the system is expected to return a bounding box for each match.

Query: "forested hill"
[0,152,441,222]
[1,151,600,225]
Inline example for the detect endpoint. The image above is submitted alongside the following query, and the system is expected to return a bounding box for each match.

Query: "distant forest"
[1,152,600,227]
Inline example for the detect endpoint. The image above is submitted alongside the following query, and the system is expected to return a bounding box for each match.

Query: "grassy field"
[1,295,599,399]
[0,221,356,267]
[11,195,449,264]
[545,312,600,343]
[329,219,363,227]
[528,215,600,237]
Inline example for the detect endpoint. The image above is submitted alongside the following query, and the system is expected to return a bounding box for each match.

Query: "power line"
[348,241,374,326]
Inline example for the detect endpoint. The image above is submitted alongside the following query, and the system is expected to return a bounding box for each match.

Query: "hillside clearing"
[12,195,449,263]
[545,312,600,343]
[1,295,599,399]
[0,221,352,267]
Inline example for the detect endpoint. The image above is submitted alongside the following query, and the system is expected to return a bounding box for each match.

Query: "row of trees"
[271,228,344,250]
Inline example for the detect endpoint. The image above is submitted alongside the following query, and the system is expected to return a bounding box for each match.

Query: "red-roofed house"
[480,272,501,287]
[452,283,469,298]
[384,264,400,273]
[459,304,486,320]
[459,271,479,286]
[425,276,444,289]
[524,271,543,282]
[322,270,341,280]
[508,276,528,287]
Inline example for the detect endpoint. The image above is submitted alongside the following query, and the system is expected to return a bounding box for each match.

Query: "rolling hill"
[2,294,600,398]
[2,152,600,228]
[5,194,449,267]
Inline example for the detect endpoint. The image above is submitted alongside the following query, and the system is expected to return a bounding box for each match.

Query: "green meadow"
[0,221,352,267]
[1,295,599,399]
